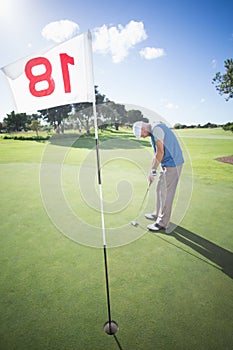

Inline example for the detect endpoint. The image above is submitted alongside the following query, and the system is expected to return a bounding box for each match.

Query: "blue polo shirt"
[150,123,184,167]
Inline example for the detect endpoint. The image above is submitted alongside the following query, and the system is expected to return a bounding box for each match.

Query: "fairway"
[0,128,233,350]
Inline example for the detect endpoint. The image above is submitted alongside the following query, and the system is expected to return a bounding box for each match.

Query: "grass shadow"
[48,130,151,150]
[158,226,233,280]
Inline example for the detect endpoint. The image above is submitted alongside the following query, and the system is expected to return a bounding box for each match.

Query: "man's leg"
[156,165,182,229]
[146,168,166,219]
[156,167,167,217]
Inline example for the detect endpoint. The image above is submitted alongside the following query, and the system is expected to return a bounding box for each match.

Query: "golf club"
[130,182,152,227]
[139,182,151,212]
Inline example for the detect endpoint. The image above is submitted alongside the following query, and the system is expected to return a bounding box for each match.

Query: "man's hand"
[148,169,157,184]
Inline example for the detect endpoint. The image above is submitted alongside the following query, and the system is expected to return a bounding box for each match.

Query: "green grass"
[0,128,233,350]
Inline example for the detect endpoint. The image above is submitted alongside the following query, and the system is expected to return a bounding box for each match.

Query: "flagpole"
[88,31,118,336]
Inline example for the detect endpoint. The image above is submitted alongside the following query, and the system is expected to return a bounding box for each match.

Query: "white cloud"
[139,47,165,60]
[41,20,80,43]
[200,98,205,103]
[166,102,178,110]
[92,20,147,63]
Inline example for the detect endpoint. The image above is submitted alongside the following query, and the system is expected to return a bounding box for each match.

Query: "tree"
[222,122,233,132]
[3,111,31,132]
[38,104,72,133]
[73,103,93,133]
[108,102,127,124]
[174,123,186,129]
[126,109,149,124]
[30,120,41,136]
[212,58,233,101]
[201,122,218,128]
[72,86,110,133]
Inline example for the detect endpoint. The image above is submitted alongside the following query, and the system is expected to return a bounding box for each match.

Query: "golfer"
[133,121,184,232]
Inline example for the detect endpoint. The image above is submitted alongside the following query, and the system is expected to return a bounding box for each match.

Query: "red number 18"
[25,54,75,97]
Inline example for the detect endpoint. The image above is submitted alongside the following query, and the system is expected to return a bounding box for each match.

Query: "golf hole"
[103,320,119,335]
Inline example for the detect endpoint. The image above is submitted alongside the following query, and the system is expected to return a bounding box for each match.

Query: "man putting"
[133,121,184,232]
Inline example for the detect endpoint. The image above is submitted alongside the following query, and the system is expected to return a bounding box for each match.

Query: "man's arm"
[148,140,164,183]
[151,140,164,169]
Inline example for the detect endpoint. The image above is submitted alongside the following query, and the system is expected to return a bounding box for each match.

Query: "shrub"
[2,135,50,141]
[222,122,233,132]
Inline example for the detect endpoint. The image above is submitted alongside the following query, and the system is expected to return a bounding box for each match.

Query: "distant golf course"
[0,127,233,350]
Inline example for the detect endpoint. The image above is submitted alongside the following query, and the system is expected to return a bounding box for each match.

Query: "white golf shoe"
[144,213,157,221]
[147,223,166,232]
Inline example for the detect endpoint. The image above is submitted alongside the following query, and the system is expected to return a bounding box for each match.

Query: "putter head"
[131,220,138,227]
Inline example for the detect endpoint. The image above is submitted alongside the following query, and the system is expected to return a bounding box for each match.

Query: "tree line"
[174,122,233,131]
[0,86,149,134]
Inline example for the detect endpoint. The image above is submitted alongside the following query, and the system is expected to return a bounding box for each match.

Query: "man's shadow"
[160,226,233,280]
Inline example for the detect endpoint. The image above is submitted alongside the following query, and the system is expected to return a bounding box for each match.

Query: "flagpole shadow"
[113,334,124,350]
[159,226,233,280]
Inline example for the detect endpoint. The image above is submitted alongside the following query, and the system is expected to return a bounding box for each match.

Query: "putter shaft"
[139,183,151,212]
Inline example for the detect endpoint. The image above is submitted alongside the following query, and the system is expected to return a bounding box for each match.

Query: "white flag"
[1,31,95,112]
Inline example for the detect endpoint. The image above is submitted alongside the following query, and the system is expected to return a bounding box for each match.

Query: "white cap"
[133,121,143,139]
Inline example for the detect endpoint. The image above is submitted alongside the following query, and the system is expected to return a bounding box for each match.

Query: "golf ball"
[131,220,138,227]
[104,320,119,335]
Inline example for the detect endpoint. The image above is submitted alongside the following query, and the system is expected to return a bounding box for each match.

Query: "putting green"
[0,128,233,350]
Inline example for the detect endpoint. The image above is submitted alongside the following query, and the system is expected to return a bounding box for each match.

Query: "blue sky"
[0,0,232,126]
